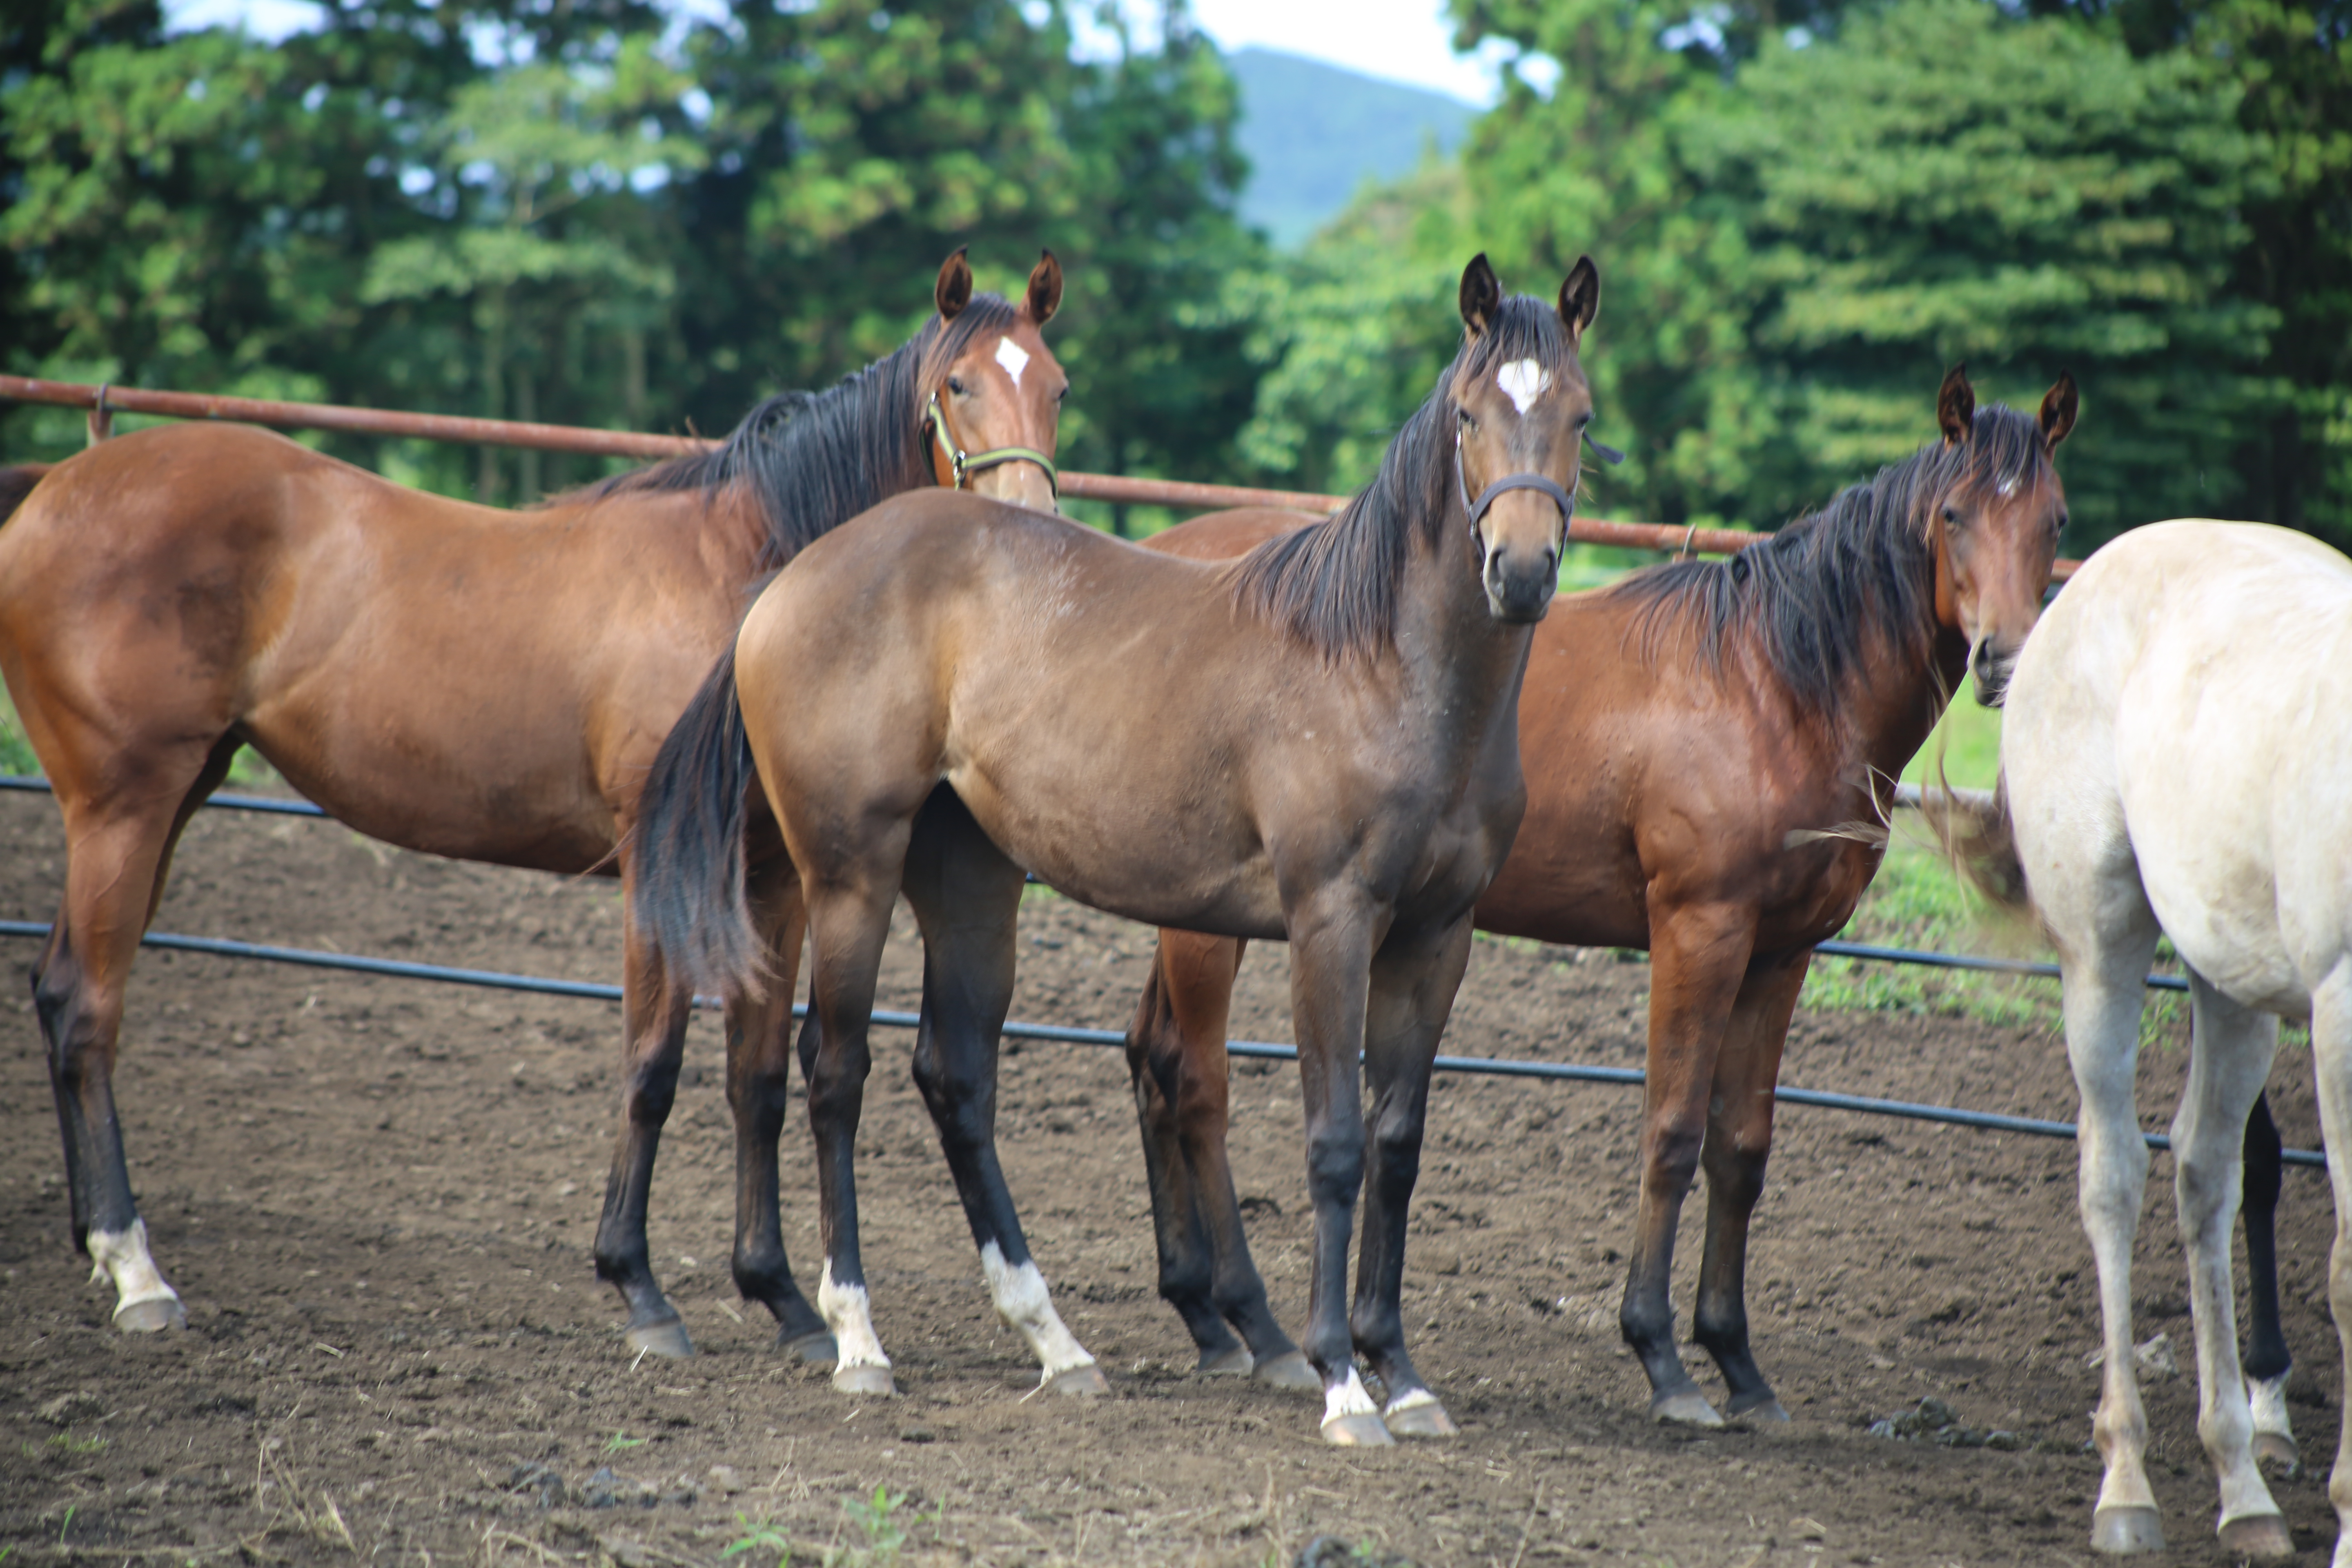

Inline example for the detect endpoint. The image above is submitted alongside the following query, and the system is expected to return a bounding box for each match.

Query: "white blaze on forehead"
[1495,358,1550,414]
[994,335,1030,388]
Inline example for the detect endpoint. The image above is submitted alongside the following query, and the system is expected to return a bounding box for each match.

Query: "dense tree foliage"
[2,0,2344,548]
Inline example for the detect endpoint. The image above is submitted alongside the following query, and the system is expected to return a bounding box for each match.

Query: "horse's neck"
[1842,606,1973,790]
[1394,525,1535,745]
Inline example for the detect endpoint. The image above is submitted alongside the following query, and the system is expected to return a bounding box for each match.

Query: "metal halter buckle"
[926,390,1059,495]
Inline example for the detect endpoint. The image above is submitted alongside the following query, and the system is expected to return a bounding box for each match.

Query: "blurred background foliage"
[2,0,2345,553]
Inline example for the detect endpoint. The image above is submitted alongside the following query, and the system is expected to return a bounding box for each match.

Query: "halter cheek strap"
[927,390,1059,494]
[1455,428,1575,535]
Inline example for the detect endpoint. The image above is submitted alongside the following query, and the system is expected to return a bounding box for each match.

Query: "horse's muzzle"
[1971,638,2018,708]
[1483,546,1559,624]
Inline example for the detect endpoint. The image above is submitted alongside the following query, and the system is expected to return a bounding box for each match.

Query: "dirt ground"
[1,788,2344,1566]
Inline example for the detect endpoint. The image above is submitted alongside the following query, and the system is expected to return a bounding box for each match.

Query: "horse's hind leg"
[592,880,698,1356]
[902,791,1102,1396]
[724,862,832,1363]
[797,834,909,1397]
[42,738,237,1332]
[1692,946,1810,1424]
[2239,1090,2298,1473]
[2303,970,2352,1568]
[2051,892,2167,1552]
[2172,972,2290,1557]
[1128,929,1310,1386]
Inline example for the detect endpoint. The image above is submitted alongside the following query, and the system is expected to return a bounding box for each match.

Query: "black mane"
[1229,293,1574,661]
[1610,405,2055,708]
[561,294,1025,575]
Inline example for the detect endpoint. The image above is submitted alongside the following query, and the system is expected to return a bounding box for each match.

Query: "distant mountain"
[1226,47,1477,249]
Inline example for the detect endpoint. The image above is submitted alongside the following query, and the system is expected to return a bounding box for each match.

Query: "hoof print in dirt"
[1866,1396,2019,1450]
[1296,1537,1418,1568]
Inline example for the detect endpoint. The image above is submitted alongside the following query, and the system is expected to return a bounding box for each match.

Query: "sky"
[160,0,1503,106]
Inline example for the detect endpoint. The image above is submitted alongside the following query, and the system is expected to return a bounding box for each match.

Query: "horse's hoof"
[2089,1506,2165,1555]
[1048,1363,1111,1398]
[1253,1350,1321,1392]
[778,1329,839,1367]
[626,1319,694,1360]
[113,1297,185,1334]
[1383,1396,1458,1439]
[1197,1344,1254,1378]
[1649,1387,1726,1428]
[2217,1513,2295,1561]
[1320,1411,1394,1447]
[1727,1394,1792,1425]
[2253,1431,2301,1477]
[832,1364,897,1397]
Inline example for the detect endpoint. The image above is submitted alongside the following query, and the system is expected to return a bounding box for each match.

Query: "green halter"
[926,390,1059,494]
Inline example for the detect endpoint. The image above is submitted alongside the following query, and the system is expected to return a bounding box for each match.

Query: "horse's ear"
[936,247,973,321]
[1459,253,1502,339]
[1937,363,1975,447]
[2039,371,2078,451]
[1026,249,1062,327]
[1557,255,1600,340]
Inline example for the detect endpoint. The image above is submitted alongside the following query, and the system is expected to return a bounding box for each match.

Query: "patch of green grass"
[721,1513,792,1568]
[1799,833,2058,1029]
[837,1484,910,1566]
[46,1432,106,1455]
[601,1430,648,1455]
[1902,681,2002,791]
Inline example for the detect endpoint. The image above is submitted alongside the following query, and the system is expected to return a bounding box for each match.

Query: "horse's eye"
[1457,408,1475,430]
[948,376,967,396]
[2055,510,2070,535]
[1056,385,1068,403]
[1941,504,1961,526]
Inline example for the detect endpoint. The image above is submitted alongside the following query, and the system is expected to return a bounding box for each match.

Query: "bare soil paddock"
[0,792,2341,1565]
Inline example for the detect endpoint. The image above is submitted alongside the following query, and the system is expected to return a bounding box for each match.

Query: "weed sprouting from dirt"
[603,1430,650,1455]
[720,1512,793,1568]
[839,1484,909,1565]
[46,1431,106,1455]
[254,1430,359,1554]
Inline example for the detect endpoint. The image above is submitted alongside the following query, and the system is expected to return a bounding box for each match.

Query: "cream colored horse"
[1978,520,2352,1561]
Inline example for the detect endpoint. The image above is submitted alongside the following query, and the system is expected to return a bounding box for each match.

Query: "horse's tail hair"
[1922,768,2031,918]
[0,463,53,524]
[631,644,767,999]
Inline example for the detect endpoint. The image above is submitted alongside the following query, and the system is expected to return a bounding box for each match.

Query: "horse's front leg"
[902,795,1103,1397]
[593,872,696,1357]
[1691,945,1810,1423]
[1622,900,1753,1426]
[2173,973,2291,1558]
[2239,1090,2298,1473]
[725,862,833,1363]
[1351,914,1474,1438]
[1285,896,1386,1446]
[1129,929,1312,1386]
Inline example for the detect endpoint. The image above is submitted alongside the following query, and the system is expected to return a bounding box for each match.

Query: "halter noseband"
[926,389,1059,494]
[1455,428,1576,535]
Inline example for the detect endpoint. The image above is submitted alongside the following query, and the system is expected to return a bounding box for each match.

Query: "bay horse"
[0,250,1065,1359]
[1125,366,2076,1424]
[1948,520,2352,1561]
[633,255,1601,1444]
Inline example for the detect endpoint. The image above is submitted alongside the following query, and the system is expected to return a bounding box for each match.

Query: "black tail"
[632,644,766,998]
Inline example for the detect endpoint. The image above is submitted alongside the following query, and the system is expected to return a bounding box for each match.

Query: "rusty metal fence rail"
[0,372,2080,575]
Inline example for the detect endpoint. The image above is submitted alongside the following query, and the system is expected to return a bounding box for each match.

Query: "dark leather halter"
[1455,428,1575,534]
[926,390,1059,494]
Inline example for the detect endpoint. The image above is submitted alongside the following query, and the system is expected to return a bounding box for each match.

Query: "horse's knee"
[621,1052,681,1127]
[1643,1115,1706,1198]
[1703,1135,1770,1211]
[1305,1125,1365,1207]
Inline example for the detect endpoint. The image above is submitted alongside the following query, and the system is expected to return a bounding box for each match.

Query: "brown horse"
[1126,366,2077,1425]
[0,251,1065,1359]
[633,255,1601,1444]
[0,463,51,521]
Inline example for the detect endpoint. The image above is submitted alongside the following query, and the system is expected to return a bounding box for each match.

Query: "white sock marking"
[818,1261,890,1371]
[2250,1371,2295,1441]
[978,1241,1094,1378]
[1385,1386,1440,1416]
[1322,1367,1378,1425]
[994,336,1030,389]
[87,1220,179,1317]
[1496,358,1550,414]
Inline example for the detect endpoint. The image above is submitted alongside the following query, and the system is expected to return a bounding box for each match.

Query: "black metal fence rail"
[0,917,2317,1170]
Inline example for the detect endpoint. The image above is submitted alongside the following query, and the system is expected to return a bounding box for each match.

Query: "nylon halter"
[1455,427,1575,536]
[926,390,1059,495]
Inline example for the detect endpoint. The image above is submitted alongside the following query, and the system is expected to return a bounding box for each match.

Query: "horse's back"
[2010,520,2352,1009]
